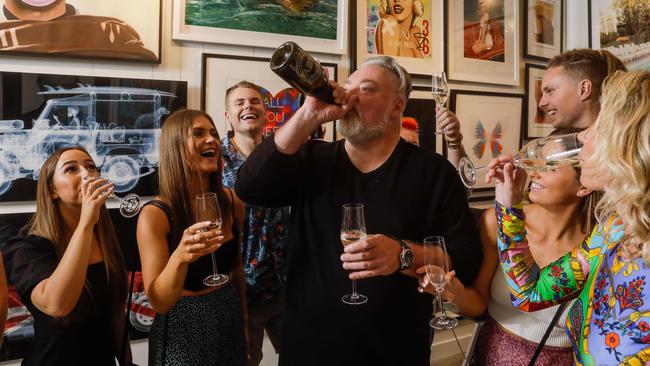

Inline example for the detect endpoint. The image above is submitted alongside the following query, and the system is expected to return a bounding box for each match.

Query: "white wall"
[0,1,591,365]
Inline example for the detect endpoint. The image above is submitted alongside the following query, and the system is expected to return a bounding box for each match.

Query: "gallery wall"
[0,1,592,365]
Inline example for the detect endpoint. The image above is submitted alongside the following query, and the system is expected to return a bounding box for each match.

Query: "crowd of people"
[0,45,648,366]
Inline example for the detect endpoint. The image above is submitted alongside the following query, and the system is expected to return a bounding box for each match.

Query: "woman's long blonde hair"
[27,146,127,321]
[590,70,650,264]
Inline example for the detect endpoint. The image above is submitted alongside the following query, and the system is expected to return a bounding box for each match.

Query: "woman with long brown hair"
[137,109,247,365]
[4,146,129,365]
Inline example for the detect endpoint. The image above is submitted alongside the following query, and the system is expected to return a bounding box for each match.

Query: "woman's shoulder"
[138,198,172,230]
[4,234,56,264]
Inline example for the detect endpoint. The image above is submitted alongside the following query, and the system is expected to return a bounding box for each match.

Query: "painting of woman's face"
[388,0,414,23]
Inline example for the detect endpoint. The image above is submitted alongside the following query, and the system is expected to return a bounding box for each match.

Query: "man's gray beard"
[337,110,386,144]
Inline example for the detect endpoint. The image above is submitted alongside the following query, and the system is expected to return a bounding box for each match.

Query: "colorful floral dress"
[496,202,650,366]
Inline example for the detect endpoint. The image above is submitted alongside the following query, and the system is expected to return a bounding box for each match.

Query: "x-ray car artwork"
[0,72,188,202]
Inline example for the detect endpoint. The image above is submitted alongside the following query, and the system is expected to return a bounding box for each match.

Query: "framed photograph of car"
[523,0,564,61]
[446,0,520,85]
[0,71,187,203]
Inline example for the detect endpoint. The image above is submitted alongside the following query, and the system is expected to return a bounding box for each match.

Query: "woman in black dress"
[4,146,129,365]
[137,109,247,365]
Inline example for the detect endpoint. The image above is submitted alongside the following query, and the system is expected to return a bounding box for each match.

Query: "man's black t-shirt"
[236,138,482,366]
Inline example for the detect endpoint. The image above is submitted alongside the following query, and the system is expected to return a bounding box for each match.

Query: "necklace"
[400,28,410,40]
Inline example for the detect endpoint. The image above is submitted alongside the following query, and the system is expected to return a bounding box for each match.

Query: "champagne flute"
[432,71,449,135]
[458,132,583,188]
[82,176,142,218]
[196,192,229,287]
[340,203,368,305]
[423,236,458,329]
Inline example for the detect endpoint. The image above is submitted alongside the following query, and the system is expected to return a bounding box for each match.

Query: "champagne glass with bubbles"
[424,236,458,329]
[196,192,228,287]
[458,132,583,189]
[340,203,368,305]
[432,71,449,135]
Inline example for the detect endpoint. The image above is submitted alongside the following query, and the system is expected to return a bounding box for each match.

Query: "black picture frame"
[523,0,564,62]
[0,0,163,63]
[201,53,338,142]
[523,63,554,139]
[0,71,187,203]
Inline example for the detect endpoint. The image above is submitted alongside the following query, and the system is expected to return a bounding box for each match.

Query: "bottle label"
[295,51,321,83]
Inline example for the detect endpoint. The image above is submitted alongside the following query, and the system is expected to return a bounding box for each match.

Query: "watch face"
[401,248,415,267]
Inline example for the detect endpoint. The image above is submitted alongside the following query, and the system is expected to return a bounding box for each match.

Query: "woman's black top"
[144,192,239,292]
[4,235,116,366]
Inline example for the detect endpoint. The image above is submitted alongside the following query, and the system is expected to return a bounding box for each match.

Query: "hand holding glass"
[423,236,457,329]
[340,203,368,305]
[82,176,142,218]
[432,71,449,135]
[195,192,228,287]
[458,132,583,188]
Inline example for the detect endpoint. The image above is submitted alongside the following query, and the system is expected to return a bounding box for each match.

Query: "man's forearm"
[274,107,322,155]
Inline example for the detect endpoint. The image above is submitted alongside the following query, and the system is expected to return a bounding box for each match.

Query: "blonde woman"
[488,70,650,365]
[4,146,129,365]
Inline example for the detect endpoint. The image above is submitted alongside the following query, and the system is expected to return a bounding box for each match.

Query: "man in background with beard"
[235,56,481,365]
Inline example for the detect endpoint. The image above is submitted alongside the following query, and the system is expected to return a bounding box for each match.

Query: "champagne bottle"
[270,41,336,104]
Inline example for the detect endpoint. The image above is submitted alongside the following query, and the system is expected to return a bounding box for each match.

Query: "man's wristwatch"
[395,238,414,272]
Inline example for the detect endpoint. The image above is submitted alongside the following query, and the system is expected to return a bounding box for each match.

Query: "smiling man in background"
[221,81,290,366]
[538,48,626,129]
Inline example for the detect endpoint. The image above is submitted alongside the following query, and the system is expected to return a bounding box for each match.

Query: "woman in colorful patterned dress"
[417,129,597,365]
[487,70,650,365]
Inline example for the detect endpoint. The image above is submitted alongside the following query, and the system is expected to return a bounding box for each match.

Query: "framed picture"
[351,0,444,76]
[0,0,162,63]
[523,0,563,61]
[524,63,554,139]
[588,0,650,71]
[0,71,187,203]
[201,54,338,141]
[403,86,442,154]
[450,90,523,191]
[173,0,348,54]
[446,0,520,85]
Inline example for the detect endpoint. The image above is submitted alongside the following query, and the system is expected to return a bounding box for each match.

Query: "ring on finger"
[193,233,198,243]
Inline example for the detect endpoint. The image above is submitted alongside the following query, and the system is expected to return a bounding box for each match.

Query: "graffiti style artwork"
[259,87,303,137]
[0,0,161,62]
[201,54,337,141]
[0,71,187,202]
